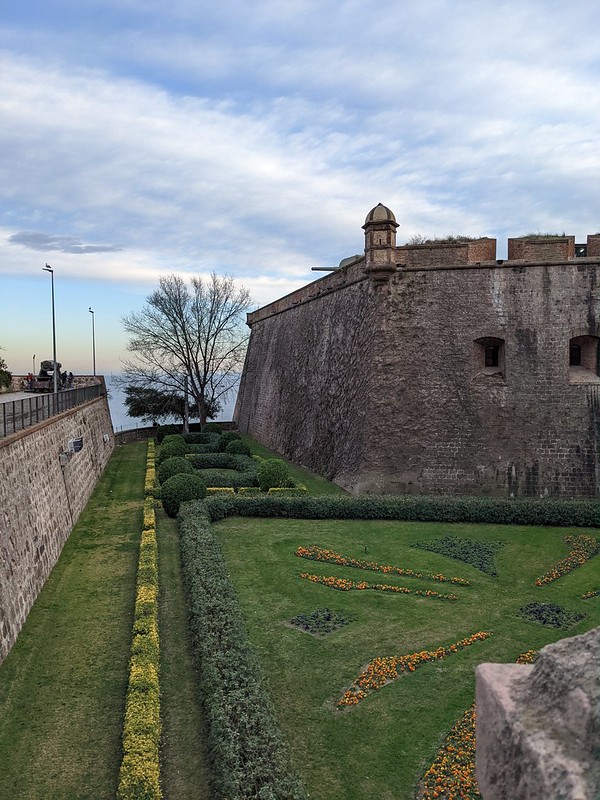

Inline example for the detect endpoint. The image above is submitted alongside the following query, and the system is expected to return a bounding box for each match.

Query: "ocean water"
[105,375,238,432]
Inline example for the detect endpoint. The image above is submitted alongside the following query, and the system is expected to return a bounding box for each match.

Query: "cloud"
[8,232,123,254]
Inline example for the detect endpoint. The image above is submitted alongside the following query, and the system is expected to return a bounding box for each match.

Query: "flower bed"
[518,601,585,629]
[582,588,599,599]
[300,572,458,601]
[338,631,491,707]
[296,544,469,585]
[417,650,537,799]
[290,608,350,636]
[411,536,503,576]
[534,533,600,585]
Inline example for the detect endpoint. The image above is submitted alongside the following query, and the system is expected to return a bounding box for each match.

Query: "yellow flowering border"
[117,439,162,800]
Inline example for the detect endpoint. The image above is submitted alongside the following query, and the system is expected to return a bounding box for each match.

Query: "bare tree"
[121,273,252,427]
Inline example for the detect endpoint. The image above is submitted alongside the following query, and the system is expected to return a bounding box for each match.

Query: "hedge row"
[117,441,162,800]
[178,503,306,800]
[202,493,600,528]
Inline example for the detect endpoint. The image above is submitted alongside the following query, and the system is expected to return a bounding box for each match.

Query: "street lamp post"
[89,307,96,377]
[42,264,58,394]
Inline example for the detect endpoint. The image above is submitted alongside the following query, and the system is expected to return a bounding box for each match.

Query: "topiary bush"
[257,458,294,492]
[218,430,242,451]
[161,434,187,447]
[157,456,194,485]
[160,473,207,517]
[184,432,221,449]
[156,424,180,443]
[157,438,188,464]
[225,439,251,457]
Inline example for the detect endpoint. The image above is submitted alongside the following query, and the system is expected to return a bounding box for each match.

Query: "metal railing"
[0,384,104,439]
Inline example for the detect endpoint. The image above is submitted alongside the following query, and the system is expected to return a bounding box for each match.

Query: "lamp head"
[43,264,53,273]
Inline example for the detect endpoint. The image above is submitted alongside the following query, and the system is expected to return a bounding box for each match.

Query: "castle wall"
[0,396,115,663]
[236,246,600,497]
[235,262,383,488]
[363,261,600,496]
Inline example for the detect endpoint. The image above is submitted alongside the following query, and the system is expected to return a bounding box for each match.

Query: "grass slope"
[240,435,348,495]
[215,516,600,800]
[0,441,145,800]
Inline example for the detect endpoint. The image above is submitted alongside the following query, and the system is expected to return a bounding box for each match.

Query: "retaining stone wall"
[0,396,114,663]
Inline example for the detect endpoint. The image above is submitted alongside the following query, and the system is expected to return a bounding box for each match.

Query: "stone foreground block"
[476,626,600,800]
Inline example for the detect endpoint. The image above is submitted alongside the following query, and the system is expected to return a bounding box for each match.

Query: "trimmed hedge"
[157,456,194,485]
[161,473,207,517]
[225,439,252,457]
[178,504,306,799]
[202,494,600,527]
[156,424,179,443]
[187,452,255,470]
[257,459,294,492]
[183,432,221,447]
[157,439,188,464]
[267,485,309,496]
[218,430,242,451]
[196,468,259,489]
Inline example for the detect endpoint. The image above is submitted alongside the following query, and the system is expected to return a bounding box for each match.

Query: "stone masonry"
[475,626,600,800]
[235,205,600,497]
[0,395,114,663]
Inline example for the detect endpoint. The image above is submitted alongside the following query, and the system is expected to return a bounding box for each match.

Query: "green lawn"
[215,516,600,800]
[0,441,145,800]
[0,440,211,800]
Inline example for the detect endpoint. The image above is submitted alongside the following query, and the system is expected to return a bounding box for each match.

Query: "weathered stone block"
[476,627,600,800]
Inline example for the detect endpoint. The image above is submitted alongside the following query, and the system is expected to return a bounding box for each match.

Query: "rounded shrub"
[218,431,242,451]
[156,424,180,443]
[257,458,294,492]
[157,438,188,464]
[161,473,207,517]
[162,434,187,447]
[158,456,194,485]
[225,439,251,457]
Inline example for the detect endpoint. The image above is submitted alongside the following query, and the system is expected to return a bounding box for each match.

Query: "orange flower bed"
[337,631,491,707]
[299,572,458,601]
[296,545,470,585]
[417,650,537,799]
[534,534,599,586]
[582,588,599,600]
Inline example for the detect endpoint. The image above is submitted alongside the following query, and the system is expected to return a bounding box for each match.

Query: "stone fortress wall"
[235,205,600,497]
[0,391,114,663]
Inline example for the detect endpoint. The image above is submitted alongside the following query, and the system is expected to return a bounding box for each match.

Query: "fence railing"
[0,384,104,439]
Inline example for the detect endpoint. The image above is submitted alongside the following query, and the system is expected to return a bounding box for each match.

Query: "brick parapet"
[508,236,575,261]
[0,396,115,664]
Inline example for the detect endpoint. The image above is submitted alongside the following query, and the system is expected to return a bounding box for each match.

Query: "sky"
[1,0,599,375]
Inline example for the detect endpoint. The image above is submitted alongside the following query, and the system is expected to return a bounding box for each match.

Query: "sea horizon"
[105,374,238,432]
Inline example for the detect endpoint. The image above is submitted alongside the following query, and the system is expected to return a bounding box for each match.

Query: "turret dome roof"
[364,203,397,225]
